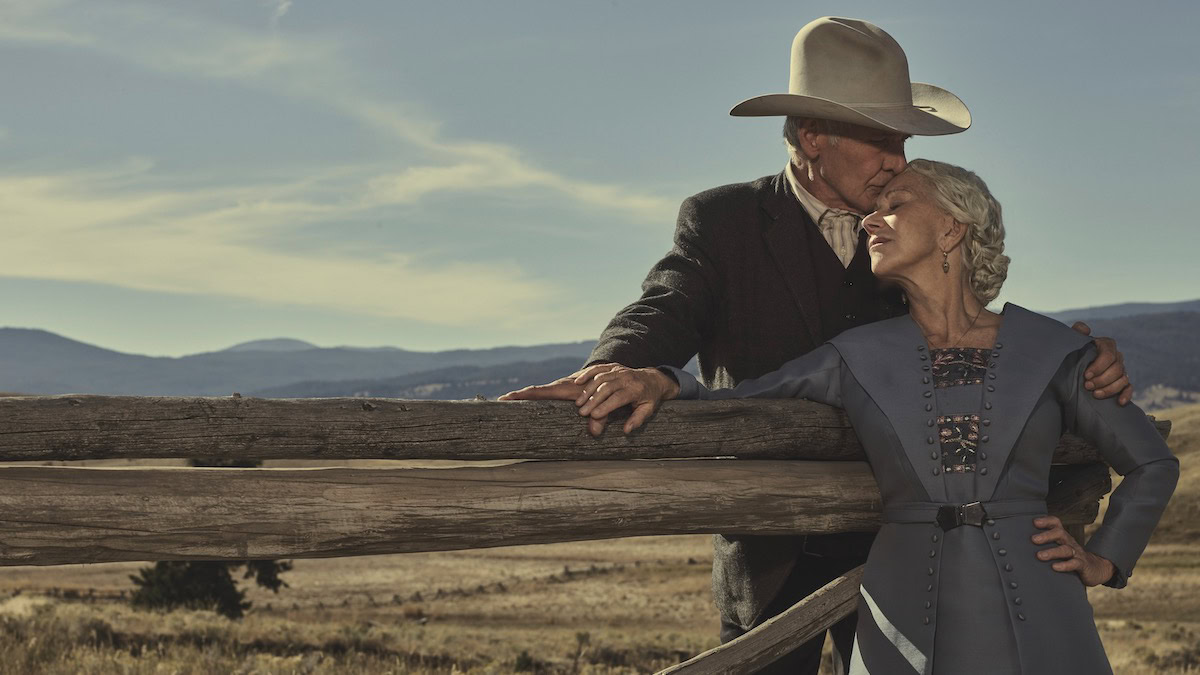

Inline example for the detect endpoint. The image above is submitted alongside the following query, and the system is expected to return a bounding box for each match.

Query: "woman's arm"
[1054,344,1180,588]
[571,343,845,435]
[660,342,844,406]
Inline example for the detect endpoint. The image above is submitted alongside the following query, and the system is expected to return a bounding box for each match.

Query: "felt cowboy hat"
[731,17,971,136]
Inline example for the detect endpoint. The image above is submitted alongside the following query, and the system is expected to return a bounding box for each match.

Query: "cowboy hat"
[731,17,971,136]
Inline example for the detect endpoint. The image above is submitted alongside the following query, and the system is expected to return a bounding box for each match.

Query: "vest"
[806,224,908,341]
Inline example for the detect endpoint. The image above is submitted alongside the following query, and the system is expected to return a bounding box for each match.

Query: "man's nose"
[884,149,908,174]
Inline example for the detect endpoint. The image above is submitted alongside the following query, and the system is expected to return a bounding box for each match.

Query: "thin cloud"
[0,2,675,222]
[268,0,292,30]
[0,2,677,330]
[0,164,558,328]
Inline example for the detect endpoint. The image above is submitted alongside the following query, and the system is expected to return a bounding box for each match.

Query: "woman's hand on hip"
[571,364,681,436]
[1031,515,1116,586]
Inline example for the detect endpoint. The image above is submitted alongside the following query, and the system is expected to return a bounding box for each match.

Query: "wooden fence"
[0,394,1168,672]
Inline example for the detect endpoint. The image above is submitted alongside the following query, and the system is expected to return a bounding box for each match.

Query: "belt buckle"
[936,504,961,531]
[936,502,988,530]
[961,501,987,527]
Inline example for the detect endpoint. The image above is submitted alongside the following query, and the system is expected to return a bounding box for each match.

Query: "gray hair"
[783,116,842,176]
[904,159,1010,304]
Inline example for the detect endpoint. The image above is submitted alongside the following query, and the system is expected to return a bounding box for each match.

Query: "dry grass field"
[0,403,1196,674]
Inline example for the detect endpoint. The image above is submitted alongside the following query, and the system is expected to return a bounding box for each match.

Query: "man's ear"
[798,120,824,161]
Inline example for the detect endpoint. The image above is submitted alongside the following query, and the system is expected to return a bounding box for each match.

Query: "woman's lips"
[869,238,889,249]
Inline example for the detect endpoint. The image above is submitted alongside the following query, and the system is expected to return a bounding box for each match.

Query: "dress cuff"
[1086,539,1130,589]
[658,365,700,399]
[1101,563,1129,589]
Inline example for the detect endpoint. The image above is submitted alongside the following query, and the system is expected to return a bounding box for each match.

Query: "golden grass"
[0,537,718,673]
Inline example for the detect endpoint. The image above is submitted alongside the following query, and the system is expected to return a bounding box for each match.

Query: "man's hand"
[498,364,626,436]
[571,363,681,437]
[1071,321,1132,405]
[498,364,621,402]
[1031,515,1116,587]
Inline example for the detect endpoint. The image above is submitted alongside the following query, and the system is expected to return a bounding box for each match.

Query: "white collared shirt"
[784,162,864,268]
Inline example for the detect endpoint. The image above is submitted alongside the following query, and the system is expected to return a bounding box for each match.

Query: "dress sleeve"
[1059,343,1180,588]
[660,342,844,407]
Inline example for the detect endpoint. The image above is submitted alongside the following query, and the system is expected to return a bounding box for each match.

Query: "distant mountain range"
[2,298,1197,409]
[252,357,589,400]
[0,328,594,396]
[1044,298,1200,323]
[223,338,319,353]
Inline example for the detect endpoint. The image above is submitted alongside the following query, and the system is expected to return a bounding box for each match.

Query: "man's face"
[814,125,909,214]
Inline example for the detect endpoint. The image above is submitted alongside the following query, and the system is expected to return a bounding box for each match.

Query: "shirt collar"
[784,162,865,235]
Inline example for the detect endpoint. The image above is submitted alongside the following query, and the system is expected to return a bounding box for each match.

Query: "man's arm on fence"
[585,194,720,370]
[501,195,719,436]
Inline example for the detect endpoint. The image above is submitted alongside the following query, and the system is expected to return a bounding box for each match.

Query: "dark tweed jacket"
[588,171,905,630]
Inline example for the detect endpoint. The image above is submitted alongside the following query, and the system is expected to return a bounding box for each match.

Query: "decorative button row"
[925,525,939,627]
[991,518,1025,622]
[919,345,939,476]
[978,346,999,476]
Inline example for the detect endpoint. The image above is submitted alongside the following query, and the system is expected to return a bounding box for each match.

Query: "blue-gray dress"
[662,303,1179,674]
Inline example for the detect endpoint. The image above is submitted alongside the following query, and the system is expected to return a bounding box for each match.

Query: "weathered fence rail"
[0,461,1112,567]
[0,394,1171,673]
[0,395,1140,463]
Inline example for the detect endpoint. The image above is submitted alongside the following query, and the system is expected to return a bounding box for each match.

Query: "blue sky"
[1,0,1197,356]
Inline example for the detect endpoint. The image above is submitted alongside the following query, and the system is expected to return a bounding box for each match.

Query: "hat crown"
[789,17,913,107]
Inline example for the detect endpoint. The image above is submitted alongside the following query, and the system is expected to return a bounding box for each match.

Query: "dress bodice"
[930,347,992,502]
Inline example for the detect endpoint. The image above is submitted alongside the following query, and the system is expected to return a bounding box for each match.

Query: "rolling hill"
[2,298,1196,402]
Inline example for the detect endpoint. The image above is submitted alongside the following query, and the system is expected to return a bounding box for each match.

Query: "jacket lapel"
[830,303,1094,503]
[760,171,823,346]
[975,304,1092,499]
[830,314,949,501]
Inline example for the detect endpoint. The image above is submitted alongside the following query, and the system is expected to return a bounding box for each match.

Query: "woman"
[566,159,1179,674]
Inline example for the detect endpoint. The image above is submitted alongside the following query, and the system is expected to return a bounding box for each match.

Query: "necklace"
[924,304,986,349]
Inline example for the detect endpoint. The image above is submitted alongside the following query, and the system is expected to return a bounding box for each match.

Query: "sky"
[1,0,1197,356]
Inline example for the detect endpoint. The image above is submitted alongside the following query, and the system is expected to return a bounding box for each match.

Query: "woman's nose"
[861,211,882,233]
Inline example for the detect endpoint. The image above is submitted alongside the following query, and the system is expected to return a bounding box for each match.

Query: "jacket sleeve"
[1060,343,1180,588]
[586,195,719,369]
[660,342,843,407]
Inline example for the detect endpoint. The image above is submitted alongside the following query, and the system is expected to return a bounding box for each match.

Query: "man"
[501,17,1131,673]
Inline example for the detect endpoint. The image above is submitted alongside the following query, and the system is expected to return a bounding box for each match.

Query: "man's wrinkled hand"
[497,364,621,402]
[1071,321,1132,405]
[571,364,681,437]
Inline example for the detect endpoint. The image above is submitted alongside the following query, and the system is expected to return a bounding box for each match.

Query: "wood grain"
[0,396,1168,463]
[0,461,1111,567]
[659,566,865,674]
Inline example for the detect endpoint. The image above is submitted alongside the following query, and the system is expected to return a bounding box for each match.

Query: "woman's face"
[861,170,954,283]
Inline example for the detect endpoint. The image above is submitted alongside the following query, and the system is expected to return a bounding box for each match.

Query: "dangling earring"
[941,250,950,274]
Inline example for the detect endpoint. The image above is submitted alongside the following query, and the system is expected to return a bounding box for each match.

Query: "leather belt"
[882,499,1047,531]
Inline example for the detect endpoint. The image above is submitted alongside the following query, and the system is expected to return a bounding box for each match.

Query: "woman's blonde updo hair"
[904,159,1010,304]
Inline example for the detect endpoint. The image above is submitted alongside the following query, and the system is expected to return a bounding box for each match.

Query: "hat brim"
[729,82,971,136]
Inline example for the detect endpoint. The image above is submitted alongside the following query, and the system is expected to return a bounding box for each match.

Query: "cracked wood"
[0,396,1168,463]
[0,461,1110,566]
